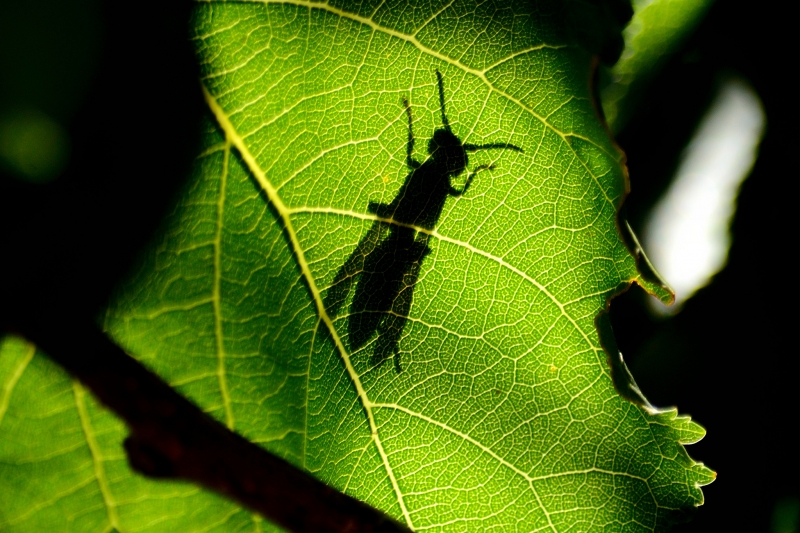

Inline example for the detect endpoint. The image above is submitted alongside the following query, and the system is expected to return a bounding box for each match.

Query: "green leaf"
[0,1,713,531]
[0,335,259,533]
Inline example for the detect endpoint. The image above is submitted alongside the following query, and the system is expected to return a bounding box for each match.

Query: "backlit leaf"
[0,2,713,531]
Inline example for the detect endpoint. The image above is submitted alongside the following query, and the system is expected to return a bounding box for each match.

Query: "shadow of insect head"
[323,70,523,372]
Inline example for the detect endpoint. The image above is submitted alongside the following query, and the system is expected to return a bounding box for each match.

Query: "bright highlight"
[644,78,765,312]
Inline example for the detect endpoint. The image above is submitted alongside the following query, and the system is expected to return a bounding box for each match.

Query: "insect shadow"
[323,71,522,372]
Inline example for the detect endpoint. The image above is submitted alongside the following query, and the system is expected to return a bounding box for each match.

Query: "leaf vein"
[202,86,415,529]
[0,341,35,427]
[73,381,122,532]
[213,139,236,431]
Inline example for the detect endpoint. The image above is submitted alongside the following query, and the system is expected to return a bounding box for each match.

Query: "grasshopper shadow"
[323,71,522,372]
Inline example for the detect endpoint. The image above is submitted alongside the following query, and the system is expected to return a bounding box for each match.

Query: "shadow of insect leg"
[450,164,493,196]
[368,200,395,219]
[371,237,431,372]
[403,98,421,171]
[323,220,388,318]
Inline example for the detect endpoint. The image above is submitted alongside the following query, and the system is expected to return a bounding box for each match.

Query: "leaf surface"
[0,1,713,531]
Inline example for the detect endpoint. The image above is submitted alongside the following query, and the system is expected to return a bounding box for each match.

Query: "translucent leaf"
[0,2,713,531]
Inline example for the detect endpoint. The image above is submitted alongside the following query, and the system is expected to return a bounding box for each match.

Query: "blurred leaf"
[1,1,713,531]
[772,497,800,533]
[0,109,70,182]
[602,0,715,131]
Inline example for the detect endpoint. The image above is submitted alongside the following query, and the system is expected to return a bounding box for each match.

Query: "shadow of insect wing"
[372,236,431,372]
[348,229,429,351]
[323,220,389,318]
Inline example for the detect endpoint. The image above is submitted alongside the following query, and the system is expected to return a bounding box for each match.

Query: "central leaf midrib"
[202,86,415,528]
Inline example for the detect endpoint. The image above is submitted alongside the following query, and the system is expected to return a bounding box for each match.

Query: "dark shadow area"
[0,3,411,531]
[324,71,521,372]
[596,307,652,407]
[608,2,799,530]
[1,0,203,333]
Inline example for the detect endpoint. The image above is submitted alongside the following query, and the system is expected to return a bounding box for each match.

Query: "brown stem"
[14,317,410,533]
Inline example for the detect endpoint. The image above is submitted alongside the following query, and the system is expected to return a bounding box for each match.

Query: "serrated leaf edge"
[195,1,714,527]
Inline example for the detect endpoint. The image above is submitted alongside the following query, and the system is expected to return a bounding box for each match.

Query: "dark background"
[0,0,201,335]
[609,2,798,531]
[1,1,796,531]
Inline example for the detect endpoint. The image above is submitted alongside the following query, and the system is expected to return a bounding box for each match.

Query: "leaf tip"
[620,219,674,304]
